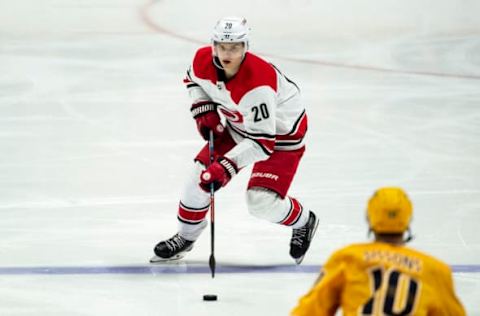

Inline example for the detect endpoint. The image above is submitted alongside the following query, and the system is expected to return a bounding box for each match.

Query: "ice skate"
[150,233,195,263]
[290,211,319,264]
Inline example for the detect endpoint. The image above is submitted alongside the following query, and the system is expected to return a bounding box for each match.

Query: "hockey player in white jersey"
[151,17,319,264]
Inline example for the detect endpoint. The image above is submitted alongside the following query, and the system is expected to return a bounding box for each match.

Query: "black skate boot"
[150,233,194,263]
[290,211,319,264]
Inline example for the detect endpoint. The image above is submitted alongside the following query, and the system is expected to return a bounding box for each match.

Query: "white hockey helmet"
[211,16,250,50]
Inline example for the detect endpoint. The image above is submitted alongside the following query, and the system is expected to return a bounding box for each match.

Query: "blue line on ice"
[0,264,478,275]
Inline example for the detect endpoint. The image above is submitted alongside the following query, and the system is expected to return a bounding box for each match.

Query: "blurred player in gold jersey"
[291,187,465,316]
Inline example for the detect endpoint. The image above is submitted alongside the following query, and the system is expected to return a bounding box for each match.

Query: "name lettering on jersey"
[364,250,423,273]
[251,172,279,181]
[219,107,243,123]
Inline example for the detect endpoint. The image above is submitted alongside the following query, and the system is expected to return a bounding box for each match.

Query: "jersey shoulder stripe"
[192,47,217,85]
[191,46,278,104]
[227,53,277,104]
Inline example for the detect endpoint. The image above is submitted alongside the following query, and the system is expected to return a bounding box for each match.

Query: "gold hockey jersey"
[291,242,465,316]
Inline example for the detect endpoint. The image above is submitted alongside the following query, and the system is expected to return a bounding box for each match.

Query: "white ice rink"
[1,0,480,315]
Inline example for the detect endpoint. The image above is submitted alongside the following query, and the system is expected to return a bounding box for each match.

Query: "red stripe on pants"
[178,204,209,223]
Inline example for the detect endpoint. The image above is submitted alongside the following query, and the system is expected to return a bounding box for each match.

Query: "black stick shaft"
[208,130,216,278]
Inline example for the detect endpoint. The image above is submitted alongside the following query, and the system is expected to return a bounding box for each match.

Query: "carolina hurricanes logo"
[219,108,243,123]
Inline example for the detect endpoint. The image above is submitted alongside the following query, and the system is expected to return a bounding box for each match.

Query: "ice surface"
[1,0,479,315]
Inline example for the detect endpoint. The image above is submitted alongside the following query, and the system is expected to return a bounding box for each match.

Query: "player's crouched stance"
[291,187,466,316]
[151,17,319,265]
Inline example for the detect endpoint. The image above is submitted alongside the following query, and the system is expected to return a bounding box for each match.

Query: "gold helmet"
[367,187,412,234]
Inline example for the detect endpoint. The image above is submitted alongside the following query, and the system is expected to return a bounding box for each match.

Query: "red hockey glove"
[200,157,238,192]
[190,101,224,140]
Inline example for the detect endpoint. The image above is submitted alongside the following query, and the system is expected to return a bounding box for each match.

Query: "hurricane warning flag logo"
[219,108,243,123]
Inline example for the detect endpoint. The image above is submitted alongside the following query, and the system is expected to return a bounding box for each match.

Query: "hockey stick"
[208,130,216,278]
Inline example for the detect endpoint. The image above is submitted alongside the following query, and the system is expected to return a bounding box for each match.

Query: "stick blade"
[209,254,216,278]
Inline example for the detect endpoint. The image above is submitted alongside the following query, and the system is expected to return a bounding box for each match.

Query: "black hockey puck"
[203,294,217,301]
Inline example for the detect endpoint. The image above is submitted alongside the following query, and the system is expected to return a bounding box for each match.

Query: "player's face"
[214,42,245,74]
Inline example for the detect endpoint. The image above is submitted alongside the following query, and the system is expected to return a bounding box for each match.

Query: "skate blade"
[149,253,186,263]
[295,255,305,265]
[294,217,320,265]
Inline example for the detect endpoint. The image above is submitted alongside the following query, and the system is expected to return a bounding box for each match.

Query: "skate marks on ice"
[0,261,317,275]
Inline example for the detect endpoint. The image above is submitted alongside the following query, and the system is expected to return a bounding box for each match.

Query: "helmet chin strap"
[213,56,224,70]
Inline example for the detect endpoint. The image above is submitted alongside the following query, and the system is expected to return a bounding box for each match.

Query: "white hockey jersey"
[184,46,308,168]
